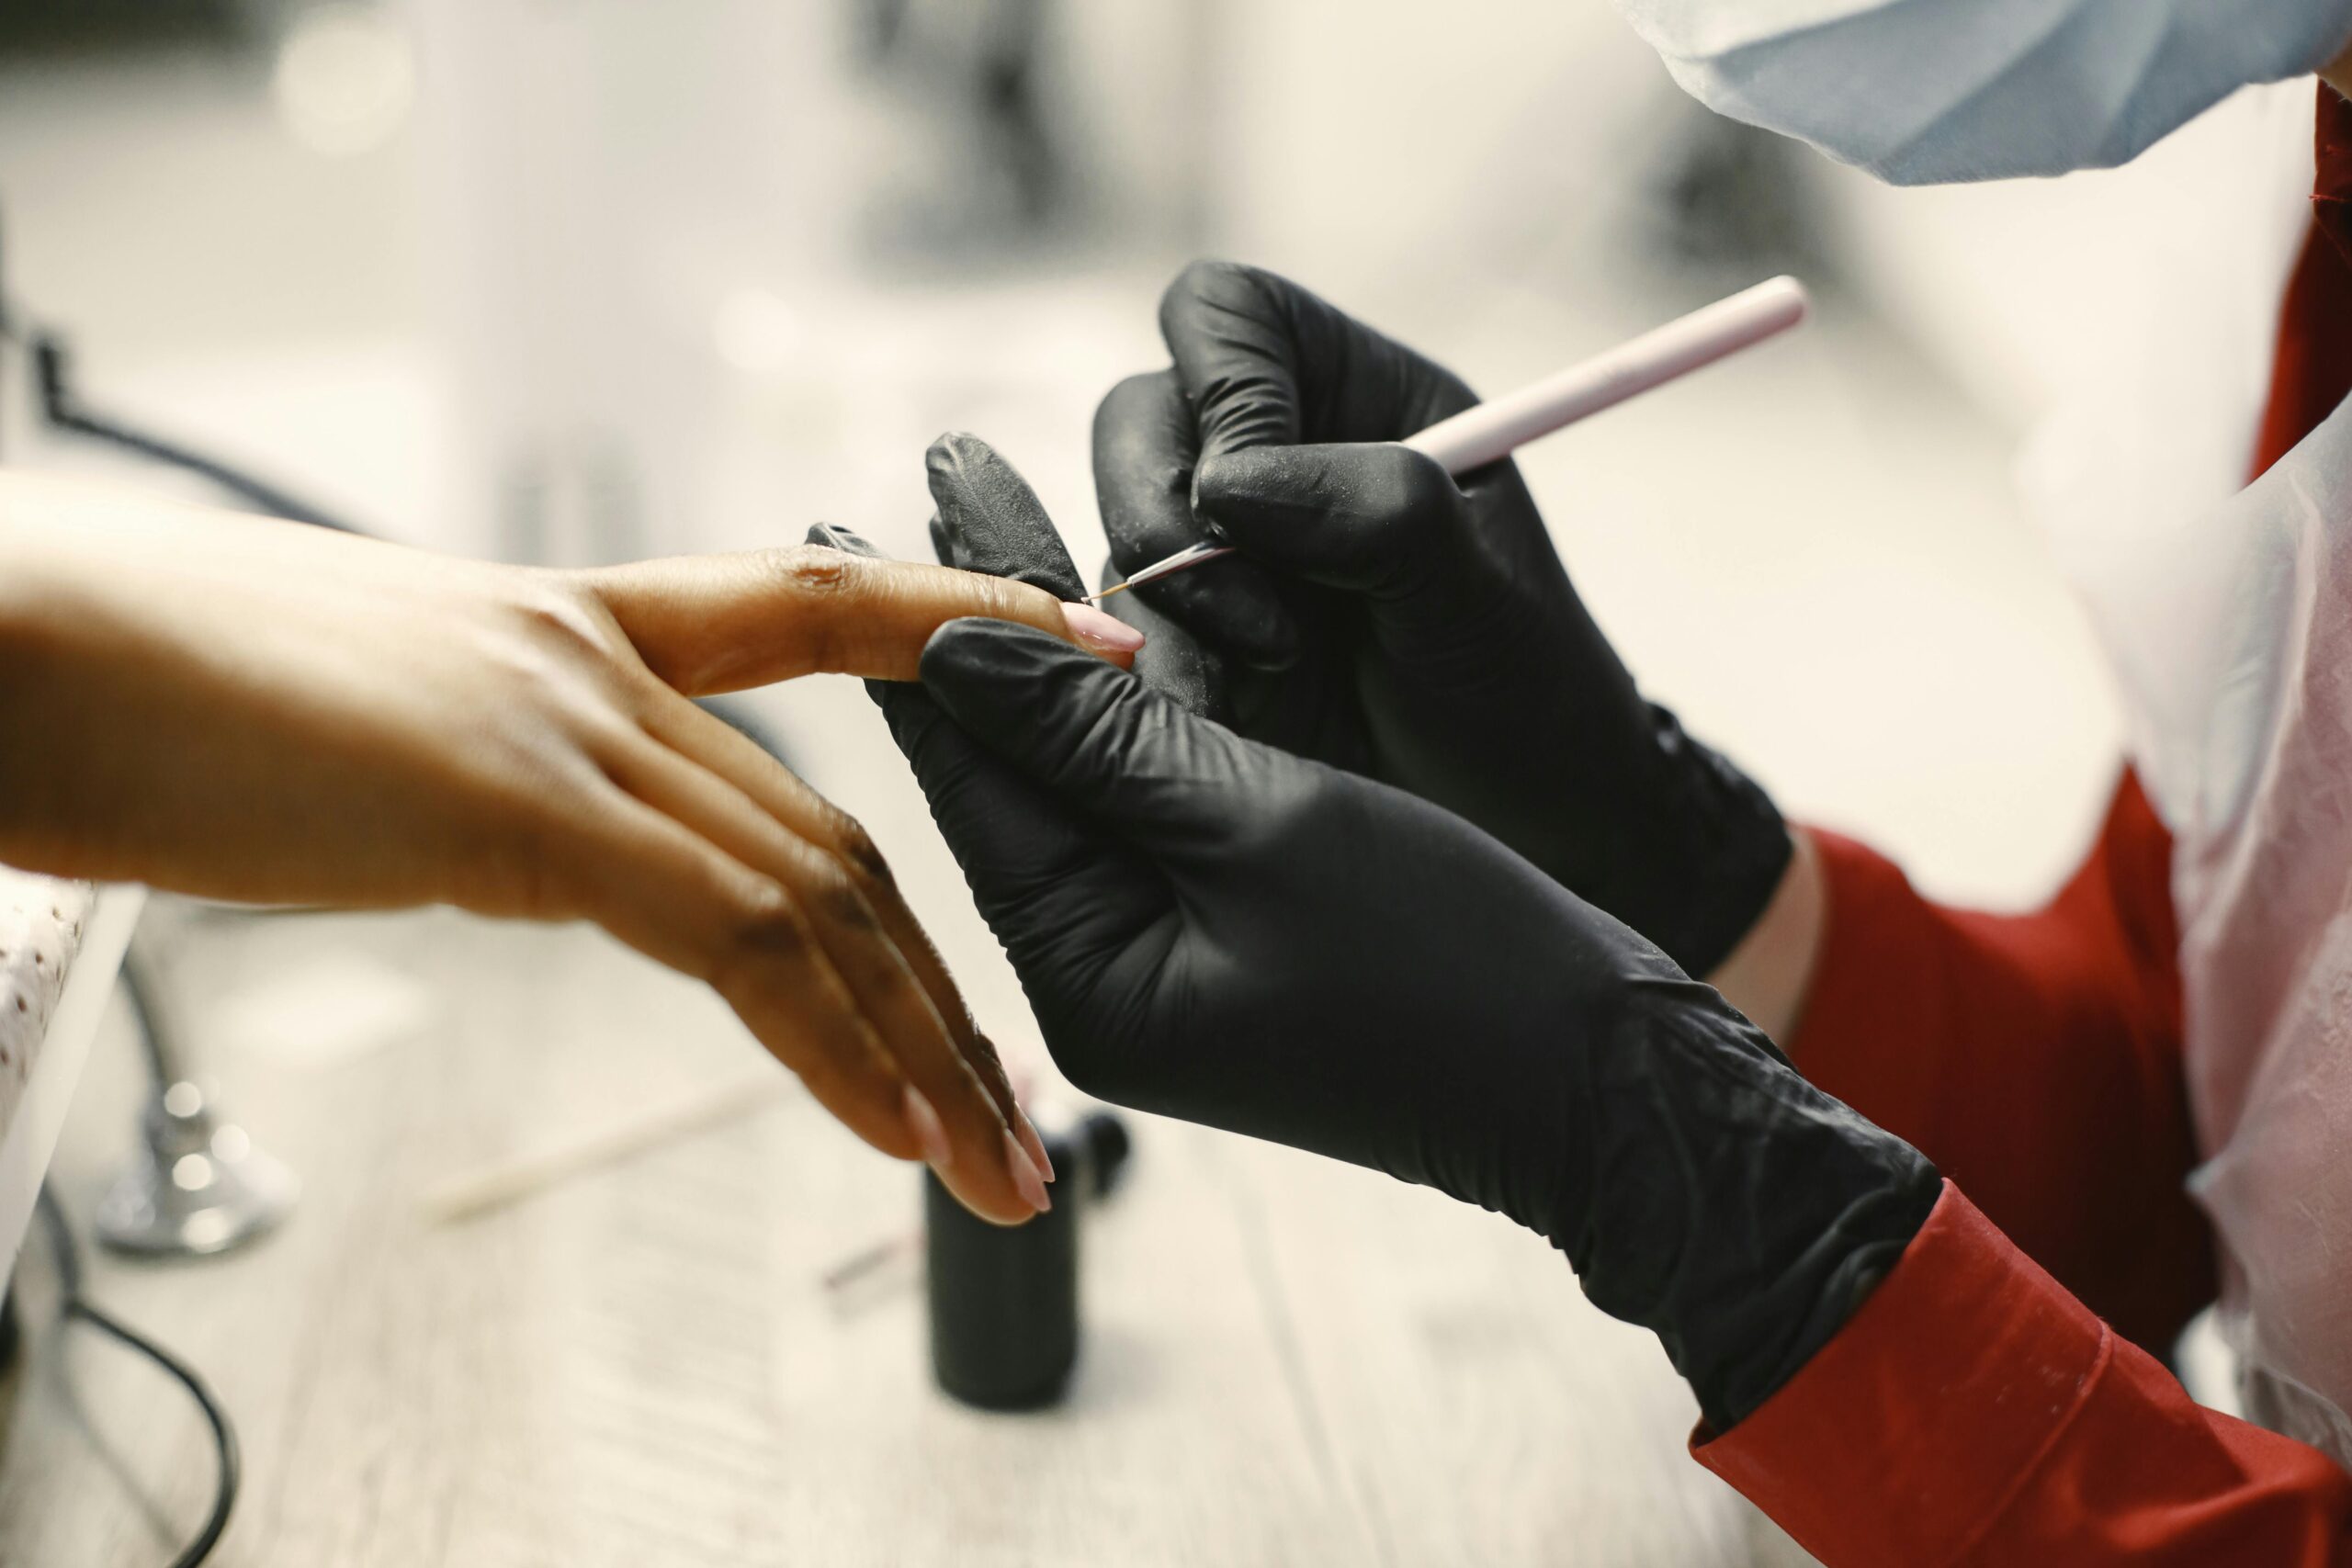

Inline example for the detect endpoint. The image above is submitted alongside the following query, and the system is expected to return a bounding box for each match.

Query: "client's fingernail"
[903,1084,954,1170]
[1012,1104,1057,1185]
[1003,1129,1053,1213]
[1063,603,1147,655]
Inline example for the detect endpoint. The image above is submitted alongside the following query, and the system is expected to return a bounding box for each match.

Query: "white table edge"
[0,884,145,1289]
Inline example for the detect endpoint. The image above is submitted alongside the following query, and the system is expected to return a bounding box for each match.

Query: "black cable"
[0,189,357,533]
[31,334,356,532]
[36,1187,240,1568]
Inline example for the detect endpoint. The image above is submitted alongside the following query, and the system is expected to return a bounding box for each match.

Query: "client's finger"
[1095,551,1231,722]
[641,685,1057,1198]
[801,519,1075,1180]
[580,547,1137,695]
[547,781,927,1172]
[594,715,1048,1221]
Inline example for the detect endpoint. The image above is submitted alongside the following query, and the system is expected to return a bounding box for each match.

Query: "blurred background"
[0,2,2287,1562]
[0,0,2178,906]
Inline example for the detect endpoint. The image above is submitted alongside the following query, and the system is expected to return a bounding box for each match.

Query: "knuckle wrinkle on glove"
[1163,257,1256,321]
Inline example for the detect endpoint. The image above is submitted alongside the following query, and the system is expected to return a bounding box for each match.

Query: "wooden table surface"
[0,675,1819,1568]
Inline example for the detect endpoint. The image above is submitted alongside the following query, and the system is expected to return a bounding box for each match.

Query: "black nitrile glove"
[1091,261,1790,976]
[921,430,1226,716]
[836,441,1942,1431]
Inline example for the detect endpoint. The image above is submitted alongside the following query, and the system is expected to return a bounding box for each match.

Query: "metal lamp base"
[95,1078,297,1258]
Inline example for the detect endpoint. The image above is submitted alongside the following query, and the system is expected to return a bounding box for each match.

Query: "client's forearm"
[0,476,103,871]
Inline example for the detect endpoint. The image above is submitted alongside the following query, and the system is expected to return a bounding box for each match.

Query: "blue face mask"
[1613,0,2352,185]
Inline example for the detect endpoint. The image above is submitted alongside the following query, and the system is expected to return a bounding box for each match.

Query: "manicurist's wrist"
[1705,826,1826,1042]
[1616,705,1794,976]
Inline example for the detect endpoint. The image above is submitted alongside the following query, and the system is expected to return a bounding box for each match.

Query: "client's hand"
[872,438,1940,1428]
[0,470,1139,1222]
[1089,261,1790,976]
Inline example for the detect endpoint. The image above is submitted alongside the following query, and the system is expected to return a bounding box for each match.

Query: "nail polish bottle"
[925,1110,1130,1410]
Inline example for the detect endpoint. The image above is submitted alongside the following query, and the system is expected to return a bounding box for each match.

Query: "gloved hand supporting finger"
[917,618,1283,862]
[588,541,1135,689]
[1094,553,1230,721]
[827,520,1168,1001]
[869,673,1171,1005]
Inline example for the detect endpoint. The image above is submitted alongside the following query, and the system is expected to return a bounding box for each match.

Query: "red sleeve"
[1716,83,2352,1564]
[1761,789,2352,1560]
[1788,772,2212,1354]
[1696,1184,2352,1567]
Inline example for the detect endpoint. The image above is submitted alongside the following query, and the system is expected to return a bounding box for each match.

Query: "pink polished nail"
[1012,1104,1057,1185]
[1003,1129,1053,1213]
[1062,603,1146,655]
[903,1084,954,1170]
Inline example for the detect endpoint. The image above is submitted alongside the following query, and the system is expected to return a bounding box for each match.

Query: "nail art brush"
[1087,275,1810,602]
